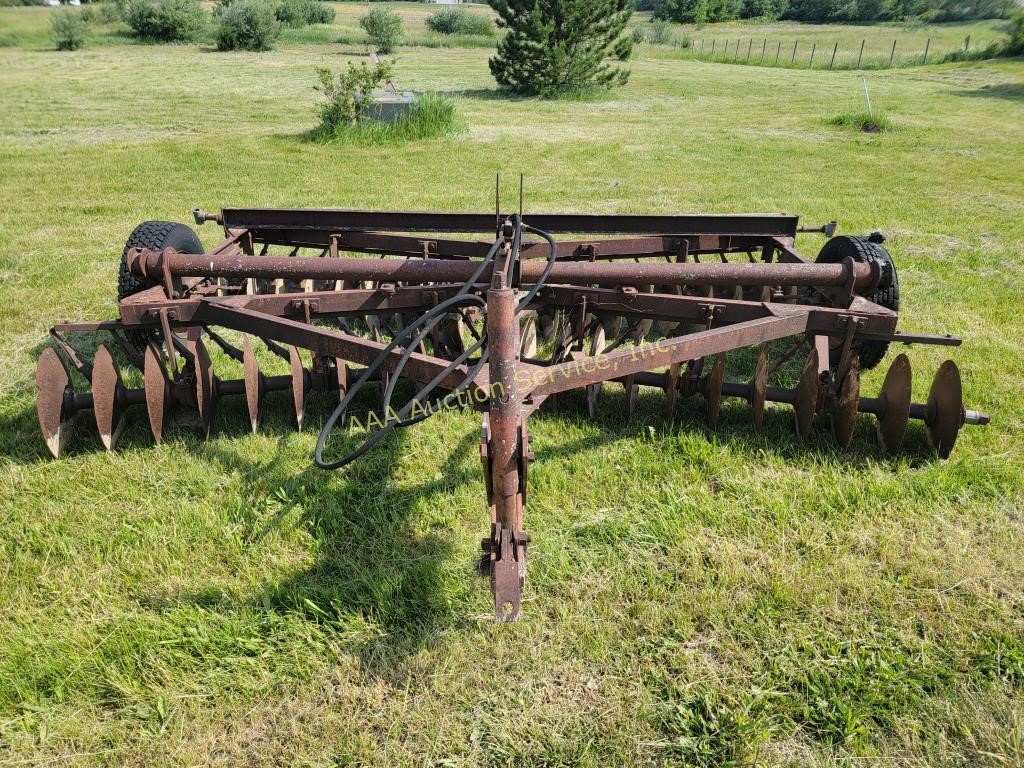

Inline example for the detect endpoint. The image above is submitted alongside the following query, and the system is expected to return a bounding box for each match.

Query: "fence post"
[809,42,816,68]
[747,38,753,62]
[889,39,896,67]
[775,40,781,64]
[964,34,970,50]
[711,39,715,58]
[760,37,766,63]
[857,39,865,68]
[792,41,798,64]
[829,41,838,69]
[700,38,704,55]
[923,37,930,64]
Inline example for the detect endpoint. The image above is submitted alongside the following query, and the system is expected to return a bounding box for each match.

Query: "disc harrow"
[35,203,989,621]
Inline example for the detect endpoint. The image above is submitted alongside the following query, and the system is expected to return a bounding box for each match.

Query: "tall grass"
[309,93,463,145]
[827,109,896,132]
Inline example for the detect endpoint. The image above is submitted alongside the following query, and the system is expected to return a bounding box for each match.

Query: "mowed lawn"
[1,8,1023,766]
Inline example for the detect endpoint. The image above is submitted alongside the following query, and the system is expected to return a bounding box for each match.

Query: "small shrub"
[97,3,120,24]
[827,110,894,133]
[51,9,87,50]
[1004,11,1024,56]
[630,26,645,43]
[647,18,674,45]
[216,0,280,50]
[212,0,234,17]
[312,63,461,144]
[646,24,692,49]
[313,60,394,134]
[276,0,333,28]
[940,42,1000,63]
[425,6,493,36]
[80,3,120,24]
[123,0,206,42]
[305,0,334,24]
[320,94,462,145]
[360,6,401,54]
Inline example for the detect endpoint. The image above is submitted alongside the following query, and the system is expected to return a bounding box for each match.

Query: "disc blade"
[663,363,680,421]
[194,338,216,439]
[438,314,465,360]
[585,323,606,418]
[751,347,768,433]
[520,312,537,360]
[706,353,726,430]
[334,358,348,400]
[623,374,637,421]
[243,338,262,434]
[830,354,861,448]
[926,360,964,459]
[143,343,169,444]
[876,353,911,453]
[36,347,73,458]
[92,344,126,451]
[793,347,820,442]
[289,346,306,431]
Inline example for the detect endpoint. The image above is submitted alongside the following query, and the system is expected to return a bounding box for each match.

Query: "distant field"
[0,2,1009,68]
[1,4,1023,767]
[636,16,1010,68]
[0,1,500,49]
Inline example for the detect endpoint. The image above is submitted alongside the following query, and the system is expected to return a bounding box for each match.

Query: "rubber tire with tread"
[118,221,203,350]
[814,235,899,371]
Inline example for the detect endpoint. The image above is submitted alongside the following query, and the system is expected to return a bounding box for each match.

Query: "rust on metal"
[32,203,991,621]
[91,344,126,451]
[243,339,263,433]
[750,347,768,433]
[794,348,820,441]
[831,355,861,448]
[876,353,912,453]
[36,346,74,458]
[926,360,964,459]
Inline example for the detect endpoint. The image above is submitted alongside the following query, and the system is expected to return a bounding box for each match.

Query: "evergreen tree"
[488,0,633,97]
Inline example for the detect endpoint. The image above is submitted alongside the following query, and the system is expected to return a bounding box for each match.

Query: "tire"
[814,234,899,371]
[118,221,203,351]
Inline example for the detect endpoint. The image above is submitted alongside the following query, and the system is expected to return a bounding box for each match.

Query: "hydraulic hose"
[313,216,557,471]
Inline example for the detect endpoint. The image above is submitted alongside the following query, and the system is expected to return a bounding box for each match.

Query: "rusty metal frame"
[39,206,989,622]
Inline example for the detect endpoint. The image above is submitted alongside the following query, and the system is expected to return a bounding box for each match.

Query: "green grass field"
[1,3,1023,765]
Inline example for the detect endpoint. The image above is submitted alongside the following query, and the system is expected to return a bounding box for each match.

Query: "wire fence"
[667,34,998,70]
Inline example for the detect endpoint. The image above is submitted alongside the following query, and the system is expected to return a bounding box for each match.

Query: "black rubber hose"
[313,218,557,471]
[385,221,557,432]
[313,233,505,469]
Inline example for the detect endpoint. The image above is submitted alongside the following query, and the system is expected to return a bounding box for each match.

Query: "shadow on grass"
[433,87,529,101]
[951,82,1024,101]
[135,411,476,678]
[4,331,953,684]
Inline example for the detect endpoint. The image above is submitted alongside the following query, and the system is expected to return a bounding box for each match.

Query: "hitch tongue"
[490,523,526,622]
